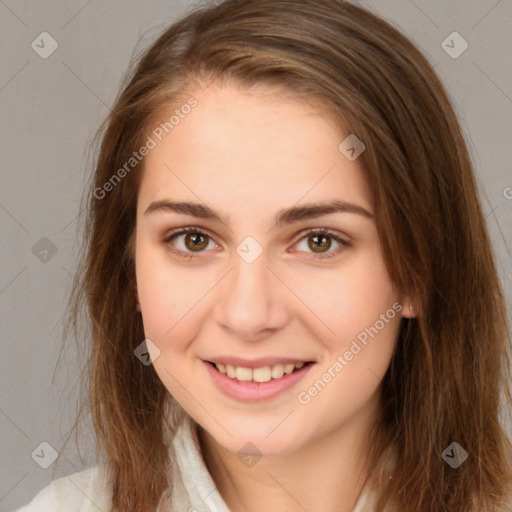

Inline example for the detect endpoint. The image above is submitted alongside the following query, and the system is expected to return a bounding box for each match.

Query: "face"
[134,81,408,456]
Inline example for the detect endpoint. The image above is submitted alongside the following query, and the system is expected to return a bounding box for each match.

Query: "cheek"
[137,270,177,337]
[298,315,401,421]
[135,249,215,374]
[135,243,198,331]
[287,250,399,344]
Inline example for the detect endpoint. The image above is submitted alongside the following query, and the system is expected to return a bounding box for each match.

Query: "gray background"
[1,0,511,510]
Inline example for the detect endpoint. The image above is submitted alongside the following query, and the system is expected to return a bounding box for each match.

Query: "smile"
[204,360,315,401]
[213,362,306,382]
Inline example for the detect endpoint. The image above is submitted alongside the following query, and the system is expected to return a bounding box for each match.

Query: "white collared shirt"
[15,415,376,511]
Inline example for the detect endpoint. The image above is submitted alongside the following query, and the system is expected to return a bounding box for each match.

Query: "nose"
[215,249,289,341]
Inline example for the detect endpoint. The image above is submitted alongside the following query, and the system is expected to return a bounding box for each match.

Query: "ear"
[401,297,416,318]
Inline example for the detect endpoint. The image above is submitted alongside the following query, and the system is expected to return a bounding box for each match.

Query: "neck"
[197,395,381,512]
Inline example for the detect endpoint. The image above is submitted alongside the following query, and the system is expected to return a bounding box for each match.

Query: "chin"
[207,421,306,458]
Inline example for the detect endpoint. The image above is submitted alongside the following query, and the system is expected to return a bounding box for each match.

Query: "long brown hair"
[61,0,512,510]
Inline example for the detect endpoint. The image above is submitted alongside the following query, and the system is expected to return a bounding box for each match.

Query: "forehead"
[138,82,372,217]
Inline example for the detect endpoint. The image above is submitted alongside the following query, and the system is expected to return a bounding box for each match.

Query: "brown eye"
[308,233,332,253]
[184,232,209,251]
[294,228,350,260]
[163,227,219,259]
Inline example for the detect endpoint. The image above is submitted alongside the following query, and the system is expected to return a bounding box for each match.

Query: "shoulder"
[14,463,111,512]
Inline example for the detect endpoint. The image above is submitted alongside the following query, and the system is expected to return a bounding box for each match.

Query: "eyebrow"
[143,199,374,225]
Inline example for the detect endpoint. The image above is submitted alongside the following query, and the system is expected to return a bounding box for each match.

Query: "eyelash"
[162,226,350,261]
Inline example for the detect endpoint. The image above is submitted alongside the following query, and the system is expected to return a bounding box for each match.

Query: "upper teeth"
[214,362,305,382]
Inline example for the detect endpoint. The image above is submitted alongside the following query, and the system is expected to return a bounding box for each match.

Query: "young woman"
[16,0,512,511]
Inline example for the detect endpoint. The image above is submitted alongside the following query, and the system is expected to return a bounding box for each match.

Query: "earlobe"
[398,296,416,318]
[404,298,416,318]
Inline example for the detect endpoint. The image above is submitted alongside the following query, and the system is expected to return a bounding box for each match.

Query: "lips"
[204,359,315,401]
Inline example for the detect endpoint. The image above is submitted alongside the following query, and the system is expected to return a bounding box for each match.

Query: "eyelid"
[292,226,349,244]
[163,225,211,237]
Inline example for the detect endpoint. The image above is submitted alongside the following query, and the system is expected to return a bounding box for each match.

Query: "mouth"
[207,360,313,383]
[203,359,315,401]
[202,352,317,401]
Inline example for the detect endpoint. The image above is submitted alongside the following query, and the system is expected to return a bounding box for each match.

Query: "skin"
[134,81,413,512]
